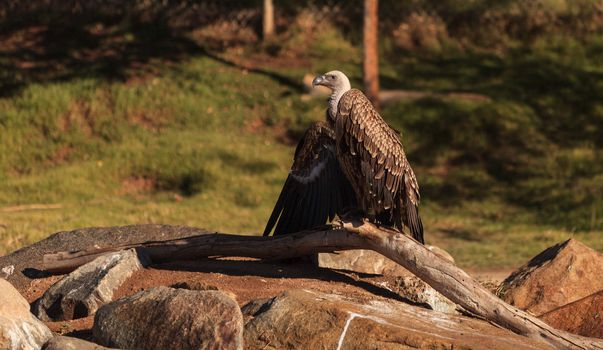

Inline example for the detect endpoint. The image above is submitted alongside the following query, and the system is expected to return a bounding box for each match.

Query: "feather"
[264,121,356,236]
[405,191,424,244]
[266,77,423,244]
[335,88,424,244]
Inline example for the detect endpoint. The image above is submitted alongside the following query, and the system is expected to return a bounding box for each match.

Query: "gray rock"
[93,287,243,350]
[43,336,119,350]
[34,249,149,321]
[0,278,53,350]
[243,289,552,350]
[0,224,211,292]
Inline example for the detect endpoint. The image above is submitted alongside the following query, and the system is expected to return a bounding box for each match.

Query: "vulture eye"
[330,75,336,80]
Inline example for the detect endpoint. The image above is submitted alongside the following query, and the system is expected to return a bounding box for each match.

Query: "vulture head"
[313,70,352,116]
[312,70,351,94]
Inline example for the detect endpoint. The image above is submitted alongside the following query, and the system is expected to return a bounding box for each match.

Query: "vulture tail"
[405,195,424,244]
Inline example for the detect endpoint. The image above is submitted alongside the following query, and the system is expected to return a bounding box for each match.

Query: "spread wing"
[336,89,424,243]
[263,121,356,236]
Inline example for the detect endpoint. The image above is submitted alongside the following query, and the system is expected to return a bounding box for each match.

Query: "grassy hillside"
[1,1,602,268]
[0,56,315,247]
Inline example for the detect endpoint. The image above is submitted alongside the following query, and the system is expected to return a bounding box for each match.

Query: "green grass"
[1,6,602,270]
[0,55,312,251]
[424,200,603,268]
[387,40,603,229]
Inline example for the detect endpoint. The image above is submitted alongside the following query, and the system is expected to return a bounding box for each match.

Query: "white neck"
[328,83,351,117]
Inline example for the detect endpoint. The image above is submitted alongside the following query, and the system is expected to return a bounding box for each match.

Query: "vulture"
[263,70,424,244]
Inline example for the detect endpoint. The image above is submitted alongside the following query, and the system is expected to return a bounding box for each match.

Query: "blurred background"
[0,0,601,270]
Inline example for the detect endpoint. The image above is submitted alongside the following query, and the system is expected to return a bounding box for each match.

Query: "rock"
[499,239,603,315]
[93,287,243,350]
[314,249,410,275]
[540,290,603,339]
[0,278,53,350]
[43,336,118,350]
[171,280,237,301]
[240,297,272,320]
[315,246,454,276]
[34,249,149,321]
[171,280,219,291]
[243,289,551,350]
[315,246,457,314]
[393,275,458,314]
[0,224,210,292]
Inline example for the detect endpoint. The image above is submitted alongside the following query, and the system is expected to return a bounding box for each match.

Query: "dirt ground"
[19,256,511,340]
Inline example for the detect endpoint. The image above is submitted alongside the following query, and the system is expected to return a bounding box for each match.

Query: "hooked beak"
[312,75,326,87]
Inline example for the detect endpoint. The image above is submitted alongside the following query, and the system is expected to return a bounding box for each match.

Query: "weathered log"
[43,221,603,350]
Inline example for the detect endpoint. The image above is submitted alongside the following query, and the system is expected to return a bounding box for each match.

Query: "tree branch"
[43,221,603,350]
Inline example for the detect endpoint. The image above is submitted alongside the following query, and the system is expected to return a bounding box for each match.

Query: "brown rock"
[171,280,219,291]
[540,290,603,339]
[43,336,118,350]
[34,249,149,321]
[393,275,458,314]
[315,246,454,276]
[499,239,603,315]
[171,280,237,301]
[93,287,243,350]
[314,249,410,275]
[0,278,53,350]
[243,289,552,350]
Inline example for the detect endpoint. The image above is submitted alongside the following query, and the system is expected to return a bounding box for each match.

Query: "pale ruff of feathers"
[328,81,351,118]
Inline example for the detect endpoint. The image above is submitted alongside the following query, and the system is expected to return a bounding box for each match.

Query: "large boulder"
[499,239,603,315]
[243,289,552,350]
[0,278,53,350]
[93,287,243,350]
[540,290,602,339]
[43,336,118,350]
[34,249,149,321]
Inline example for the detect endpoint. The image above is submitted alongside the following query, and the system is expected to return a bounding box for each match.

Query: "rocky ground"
[0,224,601,349]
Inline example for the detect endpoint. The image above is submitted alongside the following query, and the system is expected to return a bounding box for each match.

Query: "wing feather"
[263,122,356,236]
[336,89,424,242]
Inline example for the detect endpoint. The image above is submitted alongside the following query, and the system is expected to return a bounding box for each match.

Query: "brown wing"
[336,89,423,243]
[263,121,356,236]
